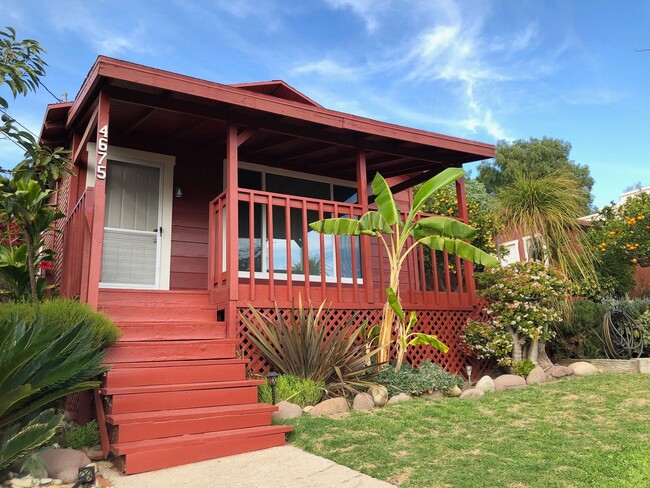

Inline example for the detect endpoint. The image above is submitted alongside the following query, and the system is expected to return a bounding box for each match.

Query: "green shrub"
[0,315,109,471]
[258,375,324,407]
[513,359,535,377]
[376,361,462,397]
[0,298,120,347]
[551,300,604,360]
[60,421,100,450]
[637,310,650,352]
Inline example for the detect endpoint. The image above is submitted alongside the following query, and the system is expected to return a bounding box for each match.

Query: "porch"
[40,56,495,473]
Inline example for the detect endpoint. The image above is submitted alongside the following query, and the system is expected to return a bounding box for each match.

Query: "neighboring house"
[495,187,649,297]
[40,57,494,474]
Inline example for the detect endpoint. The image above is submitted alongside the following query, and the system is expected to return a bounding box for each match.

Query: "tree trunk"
[528,338,539,364]
[536,340,553,370]
[24,231,38,300]
[508,327,524,366]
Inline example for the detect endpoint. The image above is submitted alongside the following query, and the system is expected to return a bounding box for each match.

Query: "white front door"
[100,160,162,288]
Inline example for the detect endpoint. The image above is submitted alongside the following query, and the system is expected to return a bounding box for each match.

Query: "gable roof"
[229,80,323,108]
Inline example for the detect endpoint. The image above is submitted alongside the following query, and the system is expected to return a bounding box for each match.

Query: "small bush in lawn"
[258,374,324,407]
[513,359,535,377]
[0,298,120,346]
[377,361,462,397]
[60,421,100,450]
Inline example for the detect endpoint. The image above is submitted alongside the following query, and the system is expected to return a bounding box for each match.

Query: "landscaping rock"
[420,390,444,400]
[352,393,375,411]
[83,445,104,461]
[10,477,33,488]
[526,366,547,385]
[475,375,495,393]
[368,385,389,406]
[302,405,313,413]
[568,361,599,377]
[272,401,302,420]
[38,448,90,482]
[309,397,349,416]
[449,385,462,397]
[57,469,78,485]
[459,388,485,399]
[40,479,53,486]
[494,374,527,391]
[387,393,413,404]
[546,365,574,379]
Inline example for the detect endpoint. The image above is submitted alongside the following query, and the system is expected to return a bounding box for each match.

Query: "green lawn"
[280,374,650,488]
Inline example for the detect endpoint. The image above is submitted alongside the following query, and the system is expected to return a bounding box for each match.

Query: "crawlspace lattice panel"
[237,305,491,377]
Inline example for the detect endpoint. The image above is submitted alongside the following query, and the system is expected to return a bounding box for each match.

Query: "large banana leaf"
[309,218,360,235]
[409,333,449,353]
[359,211,393,235]
[413,216,477,240]
[418,235,500,267]
[371,173,400,226]
[411,168,466,215]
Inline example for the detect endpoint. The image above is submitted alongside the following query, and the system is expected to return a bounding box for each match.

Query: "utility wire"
[41,82,62,103]
[0,107,39,138]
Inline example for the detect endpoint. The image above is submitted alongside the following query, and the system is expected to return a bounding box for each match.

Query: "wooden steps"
[97,289,291,475]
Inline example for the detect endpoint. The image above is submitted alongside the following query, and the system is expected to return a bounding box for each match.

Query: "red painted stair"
[98,290,291,475]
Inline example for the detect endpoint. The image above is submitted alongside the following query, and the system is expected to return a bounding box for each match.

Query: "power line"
[40,82,62,103]
[0,107,39,138]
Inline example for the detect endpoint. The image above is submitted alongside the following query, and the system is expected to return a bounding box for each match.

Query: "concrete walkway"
[102,446,395,488]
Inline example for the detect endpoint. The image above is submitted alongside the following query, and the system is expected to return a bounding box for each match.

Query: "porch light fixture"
[174,186,183,198]
[466,365,473,388]
[266,371,279,405]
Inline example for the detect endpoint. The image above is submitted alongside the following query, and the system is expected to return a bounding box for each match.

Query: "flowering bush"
[463,261,570,366]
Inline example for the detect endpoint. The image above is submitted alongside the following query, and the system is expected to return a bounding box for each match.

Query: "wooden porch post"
[86,91,110,310]
[226,124,239,338]
[455,176,476,304]
[356,149,374,303]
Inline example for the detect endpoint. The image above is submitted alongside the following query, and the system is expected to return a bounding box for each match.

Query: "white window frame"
[227,161,361,284]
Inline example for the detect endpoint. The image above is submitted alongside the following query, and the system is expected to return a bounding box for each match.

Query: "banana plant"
[310,168,499,368]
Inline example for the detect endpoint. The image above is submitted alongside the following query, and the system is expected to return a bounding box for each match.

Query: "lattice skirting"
[237,302,493,379]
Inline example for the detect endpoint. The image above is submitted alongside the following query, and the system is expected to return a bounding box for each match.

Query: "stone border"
[558,358,650,374]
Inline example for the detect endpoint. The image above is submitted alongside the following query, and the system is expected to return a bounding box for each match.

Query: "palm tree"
[497,170,598,367]
[497,170,597,281]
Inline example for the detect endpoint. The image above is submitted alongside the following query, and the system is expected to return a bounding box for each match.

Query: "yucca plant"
[0,315,109,471]
[243,299,386,396]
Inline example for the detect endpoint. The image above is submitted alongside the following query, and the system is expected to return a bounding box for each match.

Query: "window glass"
[266,173,330,200]
[333,185,357,203]
[238,169,262,190]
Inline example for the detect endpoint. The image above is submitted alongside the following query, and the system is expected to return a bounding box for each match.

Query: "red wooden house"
[40,57,495,474]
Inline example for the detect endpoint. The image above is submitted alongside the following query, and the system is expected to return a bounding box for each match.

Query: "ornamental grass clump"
[243,298,385,397]
[258,374,324,407]
[463,261,570,368]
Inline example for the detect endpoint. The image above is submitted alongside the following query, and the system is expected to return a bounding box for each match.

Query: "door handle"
[153,227,162,235]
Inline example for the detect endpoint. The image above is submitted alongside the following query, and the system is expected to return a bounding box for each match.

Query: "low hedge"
[0,298,120,347]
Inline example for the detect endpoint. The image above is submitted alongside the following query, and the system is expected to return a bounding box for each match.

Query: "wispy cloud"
[323,0,391,32]
[291,59,362,81]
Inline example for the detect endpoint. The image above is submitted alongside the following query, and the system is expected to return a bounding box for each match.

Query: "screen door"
[101,160,162,288]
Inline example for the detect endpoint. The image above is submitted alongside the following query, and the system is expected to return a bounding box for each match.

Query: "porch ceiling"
[41,57,495,182]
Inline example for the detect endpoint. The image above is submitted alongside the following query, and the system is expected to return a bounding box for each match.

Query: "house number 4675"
[96,124,109,180]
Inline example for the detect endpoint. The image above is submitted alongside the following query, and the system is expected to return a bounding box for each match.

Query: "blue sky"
[2,0,649,209]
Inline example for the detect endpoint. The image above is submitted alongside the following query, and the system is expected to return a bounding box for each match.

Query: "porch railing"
[60,187,95,300]
[209,188,475,309]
